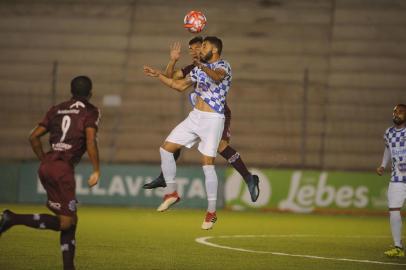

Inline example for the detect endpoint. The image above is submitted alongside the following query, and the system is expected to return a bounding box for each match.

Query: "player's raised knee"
[59,216,75,231]
[202,155,215,165]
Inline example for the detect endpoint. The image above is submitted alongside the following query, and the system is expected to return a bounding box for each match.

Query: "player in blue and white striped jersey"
[144,36,231,230]
[143,37,259,203]
[377,104,406,257]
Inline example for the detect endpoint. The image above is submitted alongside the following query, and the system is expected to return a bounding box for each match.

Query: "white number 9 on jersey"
[60,115,71,142]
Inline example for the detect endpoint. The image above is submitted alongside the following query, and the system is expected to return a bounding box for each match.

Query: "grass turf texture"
[0,204,405,270]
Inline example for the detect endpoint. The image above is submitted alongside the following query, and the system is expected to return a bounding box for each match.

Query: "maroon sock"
[60,224,77,270]
[158,148,182,179]
[220,146,251,181]
[10,213,60,231]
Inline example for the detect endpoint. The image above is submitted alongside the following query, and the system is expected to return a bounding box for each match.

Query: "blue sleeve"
[384,131,389,147]
[189,67,199,83]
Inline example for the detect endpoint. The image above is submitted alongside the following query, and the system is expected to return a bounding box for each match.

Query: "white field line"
[195,235,406,266]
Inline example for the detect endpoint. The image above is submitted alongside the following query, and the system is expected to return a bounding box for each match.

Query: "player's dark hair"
[189,36,203,45]
[71,76,92,98]
[203,36,223,55]
[396,104,406,109]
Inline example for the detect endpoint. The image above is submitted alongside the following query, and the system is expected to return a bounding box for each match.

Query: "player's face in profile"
[200,41,213,62]
[189,43,202,60]
[393,105,406,125]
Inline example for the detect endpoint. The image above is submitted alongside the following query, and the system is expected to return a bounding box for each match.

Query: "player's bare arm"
[86,127,100,187]
[29,125,48,161]
[165,42,184,79]
[166,75,194,91]
[194,59,226,83]
[377,145,390,176]
[144,65,194,92]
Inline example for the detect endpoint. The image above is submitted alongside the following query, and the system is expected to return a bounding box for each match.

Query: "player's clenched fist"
[88,171,100,187]
[376,166,384,176]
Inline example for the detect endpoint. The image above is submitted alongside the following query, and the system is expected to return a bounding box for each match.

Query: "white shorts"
[387,182,406,208]
[165,108,225,157]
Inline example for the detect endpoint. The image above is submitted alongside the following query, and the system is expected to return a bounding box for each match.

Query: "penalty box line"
[195,235,406,266]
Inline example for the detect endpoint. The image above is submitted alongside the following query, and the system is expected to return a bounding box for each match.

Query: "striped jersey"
[384,126,406,182]
[189,59,232,114]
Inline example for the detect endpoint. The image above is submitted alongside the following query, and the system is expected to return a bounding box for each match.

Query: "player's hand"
[143,66,161,77]
[170,42,181,61]
[88,171,100,188]
[376,166,384,176]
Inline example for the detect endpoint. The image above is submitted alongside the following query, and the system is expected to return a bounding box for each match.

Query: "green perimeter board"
[16,162,225,208]
[225,168,391,213]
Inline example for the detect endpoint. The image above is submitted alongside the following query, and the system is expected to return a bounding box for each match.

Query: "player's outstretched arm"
[29,125,48,161]
[376,146,390,176]
[86,127,100,187]
[144,65,193,92]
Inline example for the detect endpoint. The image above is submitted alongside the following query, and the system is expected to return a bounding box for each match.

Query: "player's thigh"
[387,182,406,208]
[165,115,199,149]
[221,117,231,143]
[42,161,77,217]
[197,116,225,157]
[38,161,63,213]
[38,161,53,195]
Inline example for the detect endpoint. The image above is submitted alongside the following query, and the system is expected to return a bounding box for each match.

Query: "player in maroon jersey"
[0,76,101,270]
[143,37,260,202]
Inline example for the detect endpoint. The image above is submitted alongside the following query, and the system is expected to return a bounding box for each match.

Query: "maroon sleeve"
[224,103,231,118]
[38,106,55,130]
[181,64,196,78]
[84,108,101,131]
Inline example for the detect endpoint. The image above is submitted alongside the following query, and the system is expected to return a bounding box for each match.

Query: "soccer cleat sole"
[201,221,215,230]
[157,197,180,212]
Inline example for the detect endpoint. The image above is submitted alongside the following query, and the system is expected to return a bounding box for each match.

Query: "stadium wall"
[0,0,405,171]
[0,162,391,214]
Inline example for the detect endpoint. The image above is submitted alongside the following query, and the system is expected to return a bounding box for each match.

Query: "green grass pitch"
[0,204,405,270]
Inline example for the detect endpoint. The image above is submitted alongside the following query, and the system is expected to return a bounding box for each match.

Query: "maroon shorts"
[221,116,231,142]
[38,159,77,217]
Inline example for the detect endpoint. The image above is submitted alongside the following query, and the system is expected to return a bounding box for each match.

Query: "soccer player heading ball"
[144,36,242,230]
[143,36,260,204]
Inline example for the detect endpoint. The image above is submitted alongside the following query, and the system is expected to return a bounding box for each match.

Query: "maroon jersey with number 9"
[39,98,100,166]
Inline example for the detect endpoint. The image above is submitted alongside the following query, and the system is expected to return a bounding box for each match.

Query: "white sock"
[203,165,217,213]
[390,210,403,248]
[160,147,177,193]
